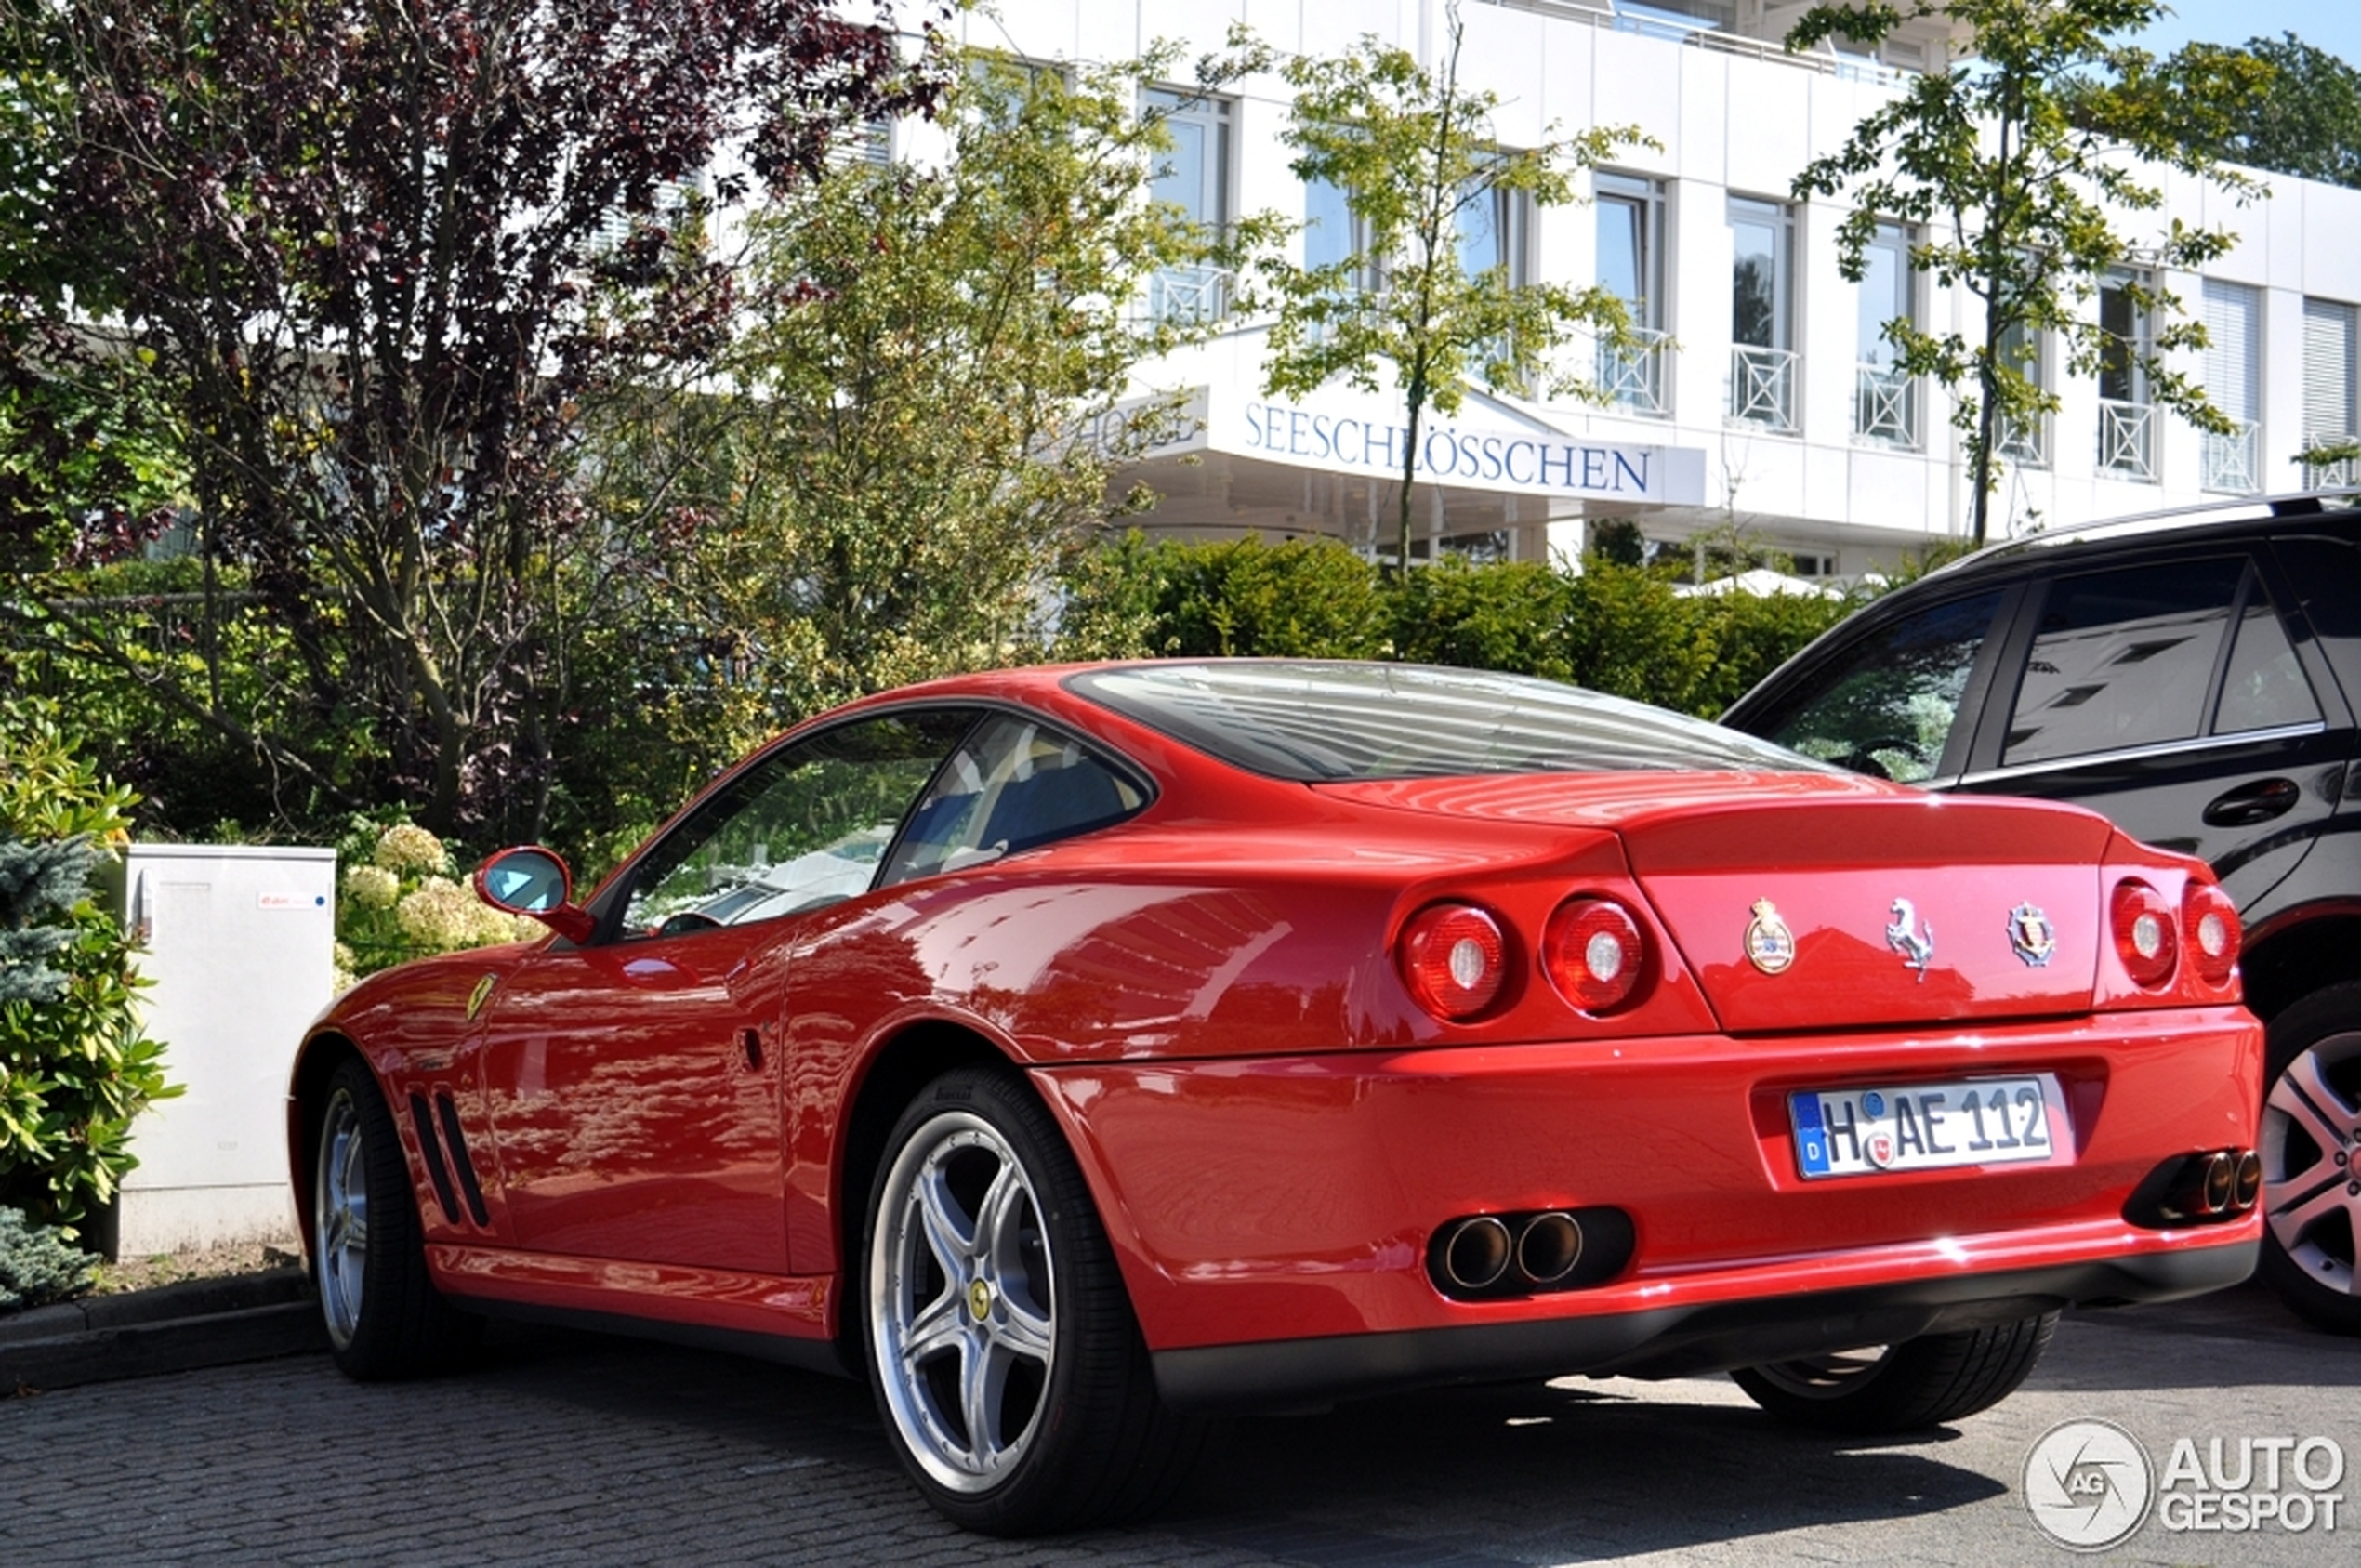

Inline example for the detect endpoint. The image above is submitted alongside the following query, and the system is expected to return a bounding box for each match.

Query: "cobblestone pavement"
[3,1280,2355,1567]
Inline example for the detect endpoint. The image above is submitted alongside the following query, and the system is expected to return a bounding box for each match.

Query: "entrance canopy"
[1102,385,1708,555]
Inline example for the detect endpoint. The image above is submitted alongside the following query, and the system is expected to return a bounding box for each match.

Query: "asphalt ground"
[2,1274,2355,1567]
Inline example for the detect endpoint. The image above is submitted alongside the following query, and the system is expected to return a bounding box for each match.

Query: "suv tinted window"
[2004,558,2260,766]
[2216,579,2321,734]
[1756,590,2003,783]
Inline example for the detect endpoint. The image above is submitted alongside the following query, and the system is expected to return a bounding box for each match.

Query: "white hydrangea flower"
[342,863,401,910]
[374,822,446,876]
[393,876,483,952]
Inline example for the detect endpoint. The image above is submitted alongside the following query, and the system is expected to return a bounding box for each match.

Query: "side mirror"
[473,847,596,943]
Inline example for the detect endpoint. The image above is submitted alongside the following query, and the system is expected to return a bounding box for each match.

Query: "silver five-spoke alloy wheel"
[2261,1027,2361,1303]
[314,1085,369,1350]
[869,1110,1058,1495]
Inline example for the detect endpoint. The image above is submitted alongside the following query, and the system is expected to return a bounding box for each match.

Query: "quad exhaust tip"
[2141,1146,2262,1225]
[1432,1207,1629,1298]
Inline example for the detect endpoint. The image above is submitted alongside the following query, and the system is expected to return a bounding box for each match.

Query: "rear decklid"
[1319,773,2112,1032]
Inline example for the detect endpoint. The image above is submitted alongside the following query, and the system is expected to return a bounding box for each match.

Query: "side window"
[2003,559,2246,766]
[2214,578,2322,734]
[881,716,1144,886]
[618,709,977,937]
[1758,591,2004,783]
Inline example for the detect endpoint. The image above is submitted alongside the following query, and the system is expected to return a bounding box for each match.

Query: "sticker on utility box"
[257,891,329,910]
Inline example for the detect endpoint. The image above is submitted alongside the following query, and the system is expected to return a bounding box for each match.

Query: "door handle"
[2202,777,2302,829]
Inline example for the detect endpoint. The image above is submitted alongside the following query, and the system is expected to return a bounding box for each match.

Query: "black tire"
[2257,983,2361,1335]
[312,1059,481,1379]
[1730,1312,2057,1433]
[861,1067,1209,1535]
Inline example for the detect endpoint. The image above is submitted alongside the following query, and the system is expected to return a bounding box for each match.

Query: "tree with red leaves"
[2,0,943,837]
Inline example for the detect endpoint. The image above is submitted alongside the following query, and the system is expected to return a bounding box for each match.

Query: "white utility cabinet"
[108,843,337,1256]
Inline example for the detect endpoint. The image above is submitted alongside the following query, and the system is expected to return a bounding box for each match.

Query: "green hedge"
[1061,535,1857,720]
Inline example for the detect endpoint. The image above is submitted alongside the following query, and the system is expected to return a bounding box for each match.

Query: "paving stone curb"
[1,1265,325,1392]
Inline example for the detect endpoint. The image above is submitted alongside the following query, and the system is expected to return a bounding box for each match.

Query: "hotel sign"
[1128,387,1705,507]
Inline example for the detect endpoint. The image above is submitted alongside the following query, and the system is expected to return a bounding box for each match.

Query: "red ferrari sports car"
[290,661,2262,1534]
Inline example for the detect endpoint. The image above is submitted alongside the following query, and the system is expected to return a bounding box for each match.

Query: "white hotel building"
[951,0,2361,577]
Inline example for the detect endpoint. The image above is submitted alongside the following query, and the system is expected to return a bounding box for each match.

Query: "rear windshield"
[1068,662,1827,782]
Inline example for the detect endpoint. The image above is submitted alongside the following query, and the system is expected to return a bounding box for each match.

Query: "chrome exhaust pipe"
[1515,1211,1584,1285]
[1443,1216,1513,1291]
[2234,1149,2262,1212]
[2201,1150,2236,1216]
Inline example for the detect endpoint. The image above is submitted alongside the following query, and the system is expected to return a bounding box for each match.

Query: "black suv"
[1724,491,2361,1335]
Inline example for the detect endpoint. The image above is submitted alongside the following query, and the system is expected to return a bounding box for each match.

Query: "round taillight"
[2111,878,2178,988]
[2183,881,2241,987]
[1542,897,1647,1013]
[1399,903,1507,1021]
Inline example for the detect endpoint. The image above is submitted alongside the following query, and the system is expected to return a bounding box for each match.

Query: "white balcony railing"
[1598,327,1670,416]
[1729,345,1800,433]
[1998,412,2048,469]
[1140,264,1232,327]
[1853,363,1917,448]
[2098,398,2156,481]
[2304,428,2359,488]
[2201,418,2261,494]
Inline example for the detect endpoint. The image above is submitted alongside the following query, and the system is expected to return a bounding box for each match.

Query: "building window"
[1596,172,1669,416]
[2097,270,2156,481]
[1144,88,1233,323]
[1729,196,1797,432]
[2201,280,2262,494]
[1853,222,1916,447]
[1457,177,1532,287]
[2303,297,2358,485]
[1997,316,2049,468]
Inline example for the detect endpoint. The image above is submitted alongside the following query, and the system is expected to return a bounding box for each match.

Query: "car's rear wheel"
[863,1067,1207,1535]
[2257,984,2361,1335]
[313,1059,479,1378]
[1731,1312,2057,1432]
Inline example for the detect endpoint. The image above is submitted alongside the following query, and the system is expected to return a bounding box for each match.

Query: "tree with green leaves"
[1787,0,2271,547]
[573,43,1263,777]
[1257,2,1643,572]
[2161,33,2361,191]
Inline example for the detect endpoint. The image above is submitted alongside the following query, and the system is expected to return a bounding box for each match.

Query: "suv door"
[1954,552,2354,913]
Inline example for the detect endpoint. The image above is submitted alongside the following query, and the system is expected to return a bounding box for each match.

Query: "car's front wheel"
[1731,1312,2058,1432]
[2257,983,2361,1335]
[312,1059,479,1378]
[863,1067,1207,1535]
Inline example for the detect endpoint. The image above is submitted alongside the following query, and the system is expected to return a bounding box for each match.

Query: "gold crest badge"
[1745,899,1795,975]
[466,972,497,1021]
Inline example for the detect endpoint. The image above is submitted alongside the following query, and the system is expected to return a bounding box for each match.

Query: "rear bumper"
[1031,1005,2263,1380]
[1150,1239,2255,1414]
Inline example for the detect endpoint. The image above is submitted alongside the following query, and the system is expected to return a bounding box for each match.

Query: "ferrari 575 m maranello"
[290,661,2263,1534]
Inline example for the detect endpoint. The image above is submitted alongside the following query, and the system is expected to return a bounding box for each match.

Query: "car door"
[1951,552,2354,913]
[475,707,980,1273]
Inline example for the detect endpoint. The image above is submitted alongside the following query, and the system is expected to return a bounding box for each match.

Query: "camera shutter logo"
[2025,1419,2155,1551]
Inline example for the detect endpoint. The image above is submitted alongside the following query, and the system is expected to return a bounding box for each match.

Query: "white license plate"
[1790,1074,2068,1179]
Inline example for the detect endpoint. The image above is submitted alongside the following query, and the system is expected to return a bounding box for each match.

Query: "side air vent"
[434,1092,494,1229]
[408,1092,462,1225]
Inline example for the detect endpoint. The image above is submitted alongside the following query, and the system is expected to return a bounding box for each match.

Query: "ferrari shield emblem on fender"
[466,973,497,1021]
[1744,899,1795,974]
[2007,903,2056,968]
[1886,898,1934,981]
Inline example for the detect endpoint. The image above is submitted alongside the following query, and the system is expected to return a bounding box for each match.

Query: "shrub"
[0,1205,99,1311]
[1390,556,1575,679]
[0,698,178,1232]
